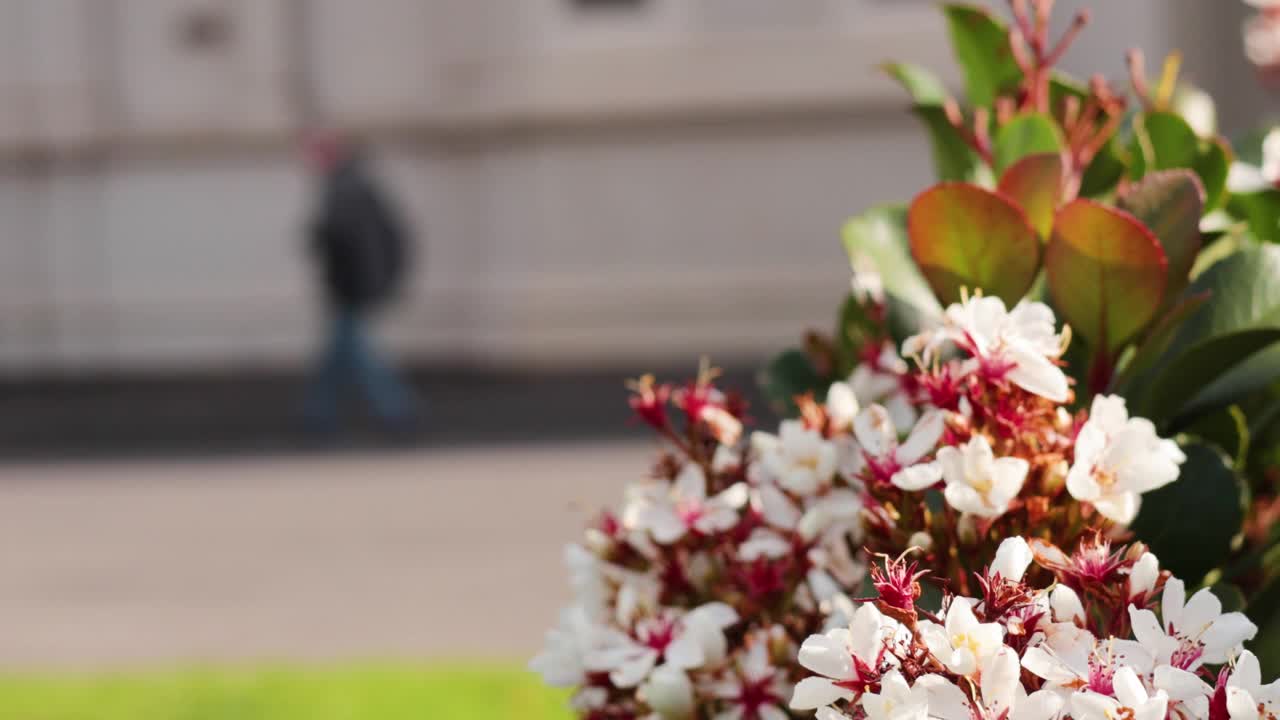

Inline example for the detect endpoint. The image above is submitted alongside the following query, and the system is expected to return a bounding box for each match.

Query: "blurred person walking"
[301,129,419,435]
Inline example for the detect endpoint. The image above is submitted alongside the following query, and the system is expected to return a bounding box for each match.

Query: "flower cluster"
[793,535,1260,720]
[531,291,1216,719]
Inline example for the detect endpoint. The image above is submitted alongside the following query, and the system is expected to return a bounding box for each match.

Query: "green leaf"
[1079,137,1127,199]
[1117,170,1206,299]
[1112,291,1211,395]
[842,205,941,315]
[1131,111,1231,210]
[998,153,1064,241]
[1130,443,1246,584]
[1227,189,1280,244]
[1136,245,1280,422]
[943,4,1021,108]
[882,62,949,105]
[993,113,1062,173]
[914,106,986,183]
[760,349,825,416]
[907,183,1042,306]
[1197,138,1232,212]
[1045,200,1168,354]
[1132,111,1201,176]
[1181,343,1280,423]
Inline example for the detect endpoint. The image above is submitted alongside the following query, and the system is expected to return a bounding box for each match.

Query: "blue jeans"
[304,309,416,429]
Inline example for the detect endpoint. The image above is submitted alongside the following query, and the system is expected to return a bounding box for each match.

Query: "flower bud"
[991,537,1033,582]
[638,664,694,719]
[1129,551,1160,600]
[907,531,934,552]
[1051,585,1086,625]
[825,381,860,431]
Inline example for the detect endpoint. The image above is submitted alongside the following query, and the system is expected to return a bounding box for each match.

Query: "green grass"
[0,664,572,720]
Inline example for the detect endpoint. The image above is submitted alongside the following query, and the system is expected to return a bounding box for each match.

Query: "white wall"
[0,0,1231,373]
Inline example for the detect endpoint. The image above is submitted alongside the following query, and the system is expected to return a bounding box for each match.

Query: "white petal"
[1228,687,1263,720]
[1050,585,1085,624]
[1005,346,1070,402]
[1093,491,1141,525]
[991,537,1033,581]
[798,631,855,680]
[1203,613,1259,664]
[892,462,942,491]
[897,409,945,465]
[854,405,895,458]
[1113,666,1149,708]
[674,464,707,501]
[790,677,854,710]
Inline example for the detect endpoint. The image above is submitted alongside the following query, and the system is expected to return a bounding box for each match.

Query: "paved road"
[0,443,652,671]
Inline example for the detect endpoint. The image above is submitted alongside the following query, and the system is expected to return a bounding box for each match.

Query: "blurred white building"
[0,0,1252,373]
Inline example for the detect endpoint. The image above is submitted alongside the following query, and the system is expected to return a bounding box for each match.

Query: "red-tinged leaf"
[1046,199,1168,354]
[998,153,1065,241]
[1118,170,1205,299]
[907,183,1043,307]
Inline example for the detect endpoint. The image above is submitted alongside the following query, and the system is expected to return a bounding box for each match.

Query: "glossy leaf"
[1134,245,1280,422]
[1080,137,1127,198]
[1196,138,1232,212]
[1176,342,1280,424]
[1228,189,1280,244]
[883,64,986,184]
[943,4,1021,108]
[998,153,1064,240]
[1112,291,1211,396]
[1130,443,1245,584]
[907,183,1042,306]
[992,113,1062,173]
[1132,111,1200,176]
[1117,170,1205,299]
[760,349,825,416]
[1131,111,1231,210]
[842,205,941,315]
[882,62,948,105]
[1045,200,1168,353]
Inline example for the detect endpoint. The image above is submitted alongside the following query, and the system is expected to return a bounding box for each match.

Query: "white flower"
[1128,552,1161,602]
[1227,650,1280,720]
[754,420,839,496]
[1129,578,1257,670]
[1022,626,1153,694]
[590,603,739,688]
[1154,664,1214,719]
[739,528,792,561]
[1050,585,1086,625]
[905,295,1069,403]
[529,605,616,687]
[918,597,1005,676]
[826,381,861,431]
[1070,666,1169,720]
[861,671,931,720]
[850,343,918,433]
[708,634,792,720]
[1066,395,1185,525]
[624,464,749,544]
[919,648,1063,720]
[639,663,695,719]
[990,536,1034,582]
[792,602,900,709]
[936,435,1028,518]
[855,404,945,490]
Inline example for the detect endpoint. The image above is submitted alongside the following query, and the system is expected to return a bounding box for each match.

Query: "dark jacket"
[310,152,411,310]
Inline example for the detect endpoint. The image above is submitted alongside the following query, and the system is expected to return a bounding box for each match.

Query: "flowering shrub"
[533,1,1280,717]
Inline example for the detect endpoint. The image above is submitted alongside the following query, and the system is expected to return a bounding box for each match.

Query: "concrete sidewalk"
[0,442,652,670]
